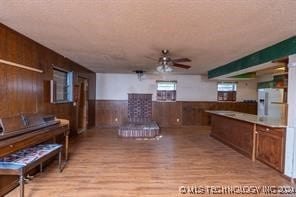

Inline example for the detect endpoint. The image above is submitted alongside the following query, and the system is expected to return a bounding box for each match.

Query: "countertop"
[206,110,286,128]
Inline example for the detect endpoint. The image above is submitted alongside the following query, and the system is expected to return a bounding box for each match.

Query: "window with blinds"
[217,82,237,101]
[156,81,177,101]
[51,68,73,103]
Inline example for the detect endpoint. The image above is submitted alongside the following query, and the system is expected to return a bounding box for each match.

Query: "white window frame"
[156,80,177,102]
[217,82,237,101]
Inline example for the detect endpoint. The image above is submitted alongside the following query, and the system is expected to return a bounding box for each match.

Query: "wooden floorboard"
[6,127,293,196]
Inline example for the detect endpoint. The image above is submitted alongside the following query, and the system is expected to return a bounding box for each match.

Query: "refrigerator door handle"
[264,92,268,116]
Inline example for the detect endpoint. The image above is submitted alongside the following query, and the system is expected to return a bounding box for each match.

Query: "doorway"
[77,77,88,134]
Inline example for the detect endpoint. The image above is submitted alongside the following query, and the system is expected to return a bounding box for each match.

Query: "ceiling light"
[156,65,173,73]
[133,70,145,81]
[275,67,286,71]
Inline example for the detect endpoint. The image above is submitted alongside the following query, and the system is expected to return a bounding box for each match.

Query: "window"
[217,82,237,101]
[156,81,177,101]
[51,68,73,103]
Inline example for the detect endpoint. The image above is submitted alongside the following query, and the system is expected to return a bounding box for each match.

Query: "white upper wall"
[96,73,258,101]
[236,80,258,101]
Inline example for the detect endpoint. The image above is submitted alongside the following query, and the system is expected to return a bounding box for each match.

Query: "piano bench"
[0,144,63,197]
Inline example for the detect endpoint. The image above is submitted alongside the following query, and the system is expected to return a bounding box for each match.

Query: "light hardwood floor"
[7,127,293,196]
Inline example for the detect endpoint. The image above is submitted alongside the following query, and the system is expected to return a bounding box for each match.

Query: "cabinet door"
[256,131,284,172]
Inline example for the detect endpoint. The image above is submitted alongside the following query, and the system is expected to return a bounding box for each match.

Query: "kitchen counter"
[207,110,286,172]
[206,110,286,128]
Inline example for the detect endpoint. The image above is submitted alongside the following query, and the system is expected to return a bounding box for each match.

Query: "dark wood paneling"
[182,102,211,126]
[96,100,128,127]
[182,101,257,126]
[87,99,96,129]
[95,100,257,128]
[0,23,96,194]
[1,64,38,117]
[0,23,96,132]
[210,114,254,158]
[152,102,182,127]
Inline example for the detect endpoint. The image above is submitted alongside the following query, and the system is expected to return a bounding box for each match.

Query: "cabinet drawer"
[256,125,284,137]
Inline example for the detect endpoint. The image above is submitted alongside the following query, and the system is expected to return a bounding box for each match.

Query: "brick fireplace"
[128,93,152,123]
[118,93,160,138]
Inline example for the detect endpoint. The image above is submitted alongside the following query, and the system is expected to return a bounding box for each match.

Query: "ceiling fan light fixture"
[156,65,173,73]
[147,49,191,72]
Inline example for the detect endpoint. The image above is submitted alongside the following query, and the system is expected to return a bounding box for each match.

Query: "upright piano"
[0,113,70,196]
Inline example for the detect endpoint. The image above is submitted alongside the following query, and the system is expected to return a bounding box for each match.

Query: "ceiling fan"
[147,49,191,72]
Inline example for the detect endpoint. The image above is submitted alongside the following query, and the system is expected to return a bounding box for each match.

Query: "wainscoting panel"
[182,101,257,126]
[96,100,257,128]
[96,100,128,127]
[152,102,182,127]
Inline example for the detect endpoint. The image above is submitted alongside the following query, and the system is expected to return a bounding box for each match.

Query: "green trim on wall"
[208,36,296,79]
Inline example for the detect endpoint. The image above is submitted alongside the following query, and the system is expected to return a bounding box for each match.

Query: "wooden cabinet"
[255,125,285,172]
[209,113,286,173]
[210,114,254,158]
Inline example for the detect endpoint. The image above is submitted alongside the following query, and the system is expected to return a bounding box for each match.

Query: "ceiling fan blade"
[172,63,191,69]
[172,58,191,62]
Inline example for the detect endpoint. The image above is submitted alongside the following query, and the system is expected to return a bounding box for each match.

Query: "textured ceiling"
[0,0,296,74]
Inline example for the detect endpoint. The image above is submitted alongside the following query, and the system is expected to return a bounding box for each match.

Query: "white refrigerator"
[257,88,285,121]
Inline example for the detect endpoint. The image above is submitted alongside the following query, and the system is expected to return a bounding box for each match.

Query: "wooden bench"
[0,144,63,197]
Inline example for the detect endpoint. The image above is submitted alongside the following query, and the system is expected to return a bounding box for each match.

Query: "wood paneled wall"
[0,23,96,135]
[96,100,257,128]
